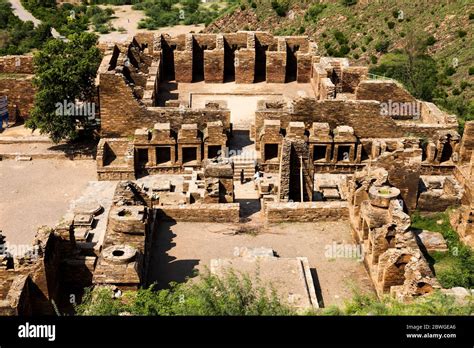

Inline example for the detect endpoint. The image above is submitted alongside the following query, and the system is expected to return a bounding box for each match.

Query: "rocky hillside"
[206,0,473,124]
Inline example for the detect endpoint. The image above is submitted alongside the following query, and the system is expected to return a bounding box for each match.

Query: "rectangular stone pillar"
[235,49,255,83]
[204,49,224,83]
[266,51,286,83]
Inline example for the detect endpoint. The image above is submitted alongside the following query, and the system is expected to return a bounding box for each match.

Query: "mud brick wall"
[0,55,34,74]
[355,80,415,103]
[156,203,240,223]
[266,51,286,83]
[395,122,458,139]
[174,50,193,83]
[0,78,35,121]
[223,32,249,48]
[99,73,146,136]
[100,72,231,137]
[256,99,407,143]
[255,32,279,51]
[285,37,310,52]
[194,34,218,50]
[460,121,474,162]
[265,201,349,223]
[204,49,224,83]
[341,66,368,93]
[235,49,255,83]
[296,53,312,83]
[375,148,422,212]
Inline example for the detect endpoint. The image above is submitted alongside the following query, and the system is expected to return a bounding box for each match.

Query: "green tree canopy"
[26,32,102,142]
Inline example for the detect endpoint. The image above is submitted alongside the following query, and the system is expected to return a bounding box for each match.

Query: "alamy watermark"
[55,100,96,120]
[324,241,365,262]
[380,100,421,119]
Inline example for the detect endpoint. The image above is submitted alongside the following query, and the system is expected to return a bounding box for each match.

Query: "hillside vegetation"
[206,0,474,131]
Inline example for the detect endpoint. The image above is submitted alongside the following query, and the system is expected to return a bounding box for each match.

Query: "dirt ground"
[0,159,96,246]
[148,220,375,307]
[96,5,204,43]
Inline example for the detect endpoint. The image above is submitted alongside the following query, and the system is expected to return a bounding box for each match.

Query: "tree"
[26,32,102,142]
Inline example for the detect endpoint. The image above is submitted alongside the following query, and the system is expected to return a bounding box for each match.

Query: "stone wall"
[99,72,231,137]
[0,77,35,121]
[0,55,34,74]
[355,80,416,103]
[460,121,474,163]
[156,203,240,223]
[265,201,349,223]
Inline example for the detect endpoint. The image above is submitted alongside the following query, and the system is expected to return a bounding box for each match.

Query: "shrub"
[469,13,474,20]
[326,290,474,315]
[458,30,467,38]
[469,67,474,76]
[426,35,436,46]
[334,30,348,45]
[305,3,326,22]
[374,40,390,53]
[452,88,461,96]
[338,44,350,56]
[387,21,395,29]
[271,0,288,17]
[460,81,470,90]
[445,66,456,76]
[341,0,357,6]
[370,55,377,64]
[76,270,296,316]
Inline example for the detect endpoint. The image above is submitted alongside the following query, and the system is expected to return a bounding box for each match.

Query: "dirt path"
[7,0,61,37]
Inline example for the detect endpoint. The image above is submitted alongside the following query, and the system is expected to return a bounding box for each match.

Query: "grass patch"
[411,210,474,288]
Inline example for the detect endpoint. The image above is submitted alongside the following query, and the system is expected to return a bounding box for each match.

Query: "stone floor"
[157,81,316,130]
[147,220,375,307]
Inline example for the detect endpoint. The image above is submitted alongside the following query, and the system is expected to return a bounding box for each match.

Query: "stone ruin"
[1,31,474,313]
[347,166,440,300]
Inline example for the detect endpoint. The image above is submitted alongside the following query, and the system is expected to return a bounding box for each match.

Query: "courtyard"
[148,220,375,307]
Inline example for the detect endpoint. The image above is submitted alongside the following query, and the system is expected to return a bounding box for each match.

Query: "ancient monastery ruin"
[0,31,473,314]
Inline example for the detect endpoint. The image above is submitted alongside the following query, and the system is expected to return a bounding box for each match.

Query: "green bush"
[271,0,289,17]
[387,21,395,29]
[370,55,377,64]
[469,13,474,20]
[334,30,348,45]
[341,0,357,6]
[374,40,390,53]
[76,270,296,316]
[305,3,326,23]
[469,67,474,75]
[458,30,467,38]
[324,290,474,315]
[426,35,436,46]
[445,66,456,76]
[370,53,439,101]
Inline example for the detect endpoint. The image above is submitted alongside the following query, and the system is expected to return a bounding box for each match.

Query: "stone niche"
[309,122,333,163]
[203,120,227,161]
[178,124,202,167]
[260,119,283,165]
[332,126,360,163]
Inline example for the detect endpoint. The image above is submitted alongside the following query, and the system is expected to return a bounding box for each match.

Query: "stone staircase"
[232,155,257,181]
